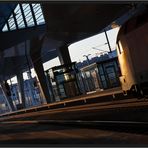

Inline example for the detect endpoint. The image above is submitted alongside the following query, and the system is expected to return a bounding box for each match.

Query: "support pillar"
[30,36,51,104]
[57,44,81,98]
[27,71,36,106]
[16,72,26,109]
[58,44,72,65]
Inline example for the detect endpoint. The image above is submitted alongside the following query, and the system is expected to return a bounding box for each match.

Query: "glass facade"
[46,63,81,101]
[80,57,120,92]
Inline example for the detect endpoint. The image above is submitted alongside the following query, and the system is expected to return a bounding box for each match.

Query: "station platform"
[63,86,123,102]
[0,86,124,117]
[1,86,148,123]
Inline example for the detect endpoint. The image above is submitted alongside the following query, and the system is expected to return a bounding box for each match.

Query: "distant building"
[77,50,117,69]
[0,77,43,113]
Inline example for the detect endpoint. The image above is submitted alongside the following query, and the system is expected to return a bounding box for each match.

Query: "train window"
[117,40,123,54]
[116,44,121,55]
[119,41,123,53]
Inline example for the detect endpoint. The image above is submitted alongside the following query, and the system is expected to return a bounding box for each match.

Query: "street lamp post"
[83,54,91,65]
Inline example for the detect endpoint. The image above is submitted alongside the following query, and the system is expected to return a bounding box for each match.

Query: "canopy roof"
[0,2,145,81]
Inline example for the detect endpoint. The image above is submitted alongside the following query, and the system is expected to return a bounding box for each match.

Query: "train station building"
[0,2,147,113]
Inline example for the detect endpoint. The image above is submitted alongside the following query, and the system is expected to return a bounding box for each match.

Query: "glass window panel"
[35,12,42,20]
[22,4,34,27]
[26,17,34,26]
[10,23,15,28]
[32,4,45,25]
[8,21,15,28]
[37,16,45,25]
[22,4,30,12]
[17,19,25,28]
[2,3,45,32]
[27,16,34,23]
[35,11,42,16]
[8,15,16,30]
[102,81,107,88]
[14,4,20,14]
[36,13,42,21]
[24,11,32,18]
[32,5,40,13]
[14,5,25,28]
[101,75,105,81]
[2,24,8,32]
[17,18,24,26]
[32,4,40,9]
[86,71,91,77]
[37,18,45,25]
[16,13,22,20]
[98,66,104,75]
[8,15,13,23]
[18,23,25,29]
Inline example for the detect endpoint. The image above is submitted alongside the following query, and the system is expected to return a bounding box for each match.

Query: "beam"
[0,24,46,51]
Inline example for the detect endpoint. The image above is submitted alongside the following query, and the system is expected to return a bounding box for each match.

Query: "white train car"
[116,10,148,96]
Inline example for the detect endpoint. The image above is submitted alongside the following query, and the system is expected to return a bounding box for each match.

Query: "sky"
[69,27,119,62]
[9,27,120,84]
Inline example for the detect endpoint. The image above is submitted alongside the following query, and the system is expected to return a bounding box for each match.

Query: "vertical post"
[30,36,52,104]
[27,71,36,106]
[104,29,112,53]
[86,56,90,65]
[45,71,55,102]
[9,78,17,110]
[25,40,36,106]
[17,72,26,109]
[83,54,91,65]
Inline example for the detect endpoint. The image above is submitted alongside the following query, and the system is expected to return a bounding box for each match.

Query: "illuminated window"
[117,40,123,54]
[2,3,45,32]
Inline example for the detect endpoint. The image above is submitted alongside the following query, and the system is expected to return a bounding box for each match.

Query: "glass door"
[105,65,119,88]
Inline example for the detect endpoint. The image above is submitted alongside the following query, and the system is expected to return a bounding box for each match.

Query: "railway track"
[0,96,148,122]
[1,119,148,135]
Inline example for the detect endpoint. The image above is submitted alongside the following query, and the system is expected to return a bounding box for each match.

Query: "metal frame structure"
[2,3,45,32]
